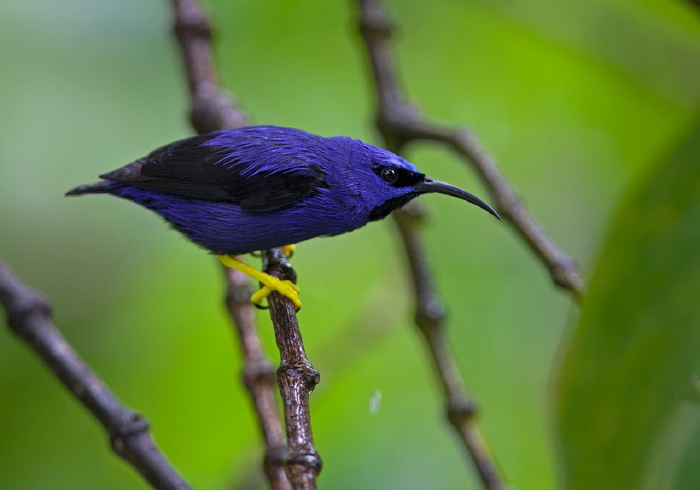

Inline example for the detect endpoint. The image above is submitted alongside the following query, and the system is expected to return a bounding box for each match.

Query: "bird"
[66,125,499,310]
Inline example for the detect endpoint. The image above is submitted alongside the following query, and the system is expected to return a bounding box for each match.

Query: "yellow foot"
[250,279,301,310]
[282,244,296,257]
[218,255,302,310]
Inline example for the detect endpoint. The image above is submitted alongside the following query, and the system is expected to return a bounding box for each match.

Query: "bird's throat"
[368,192,419,222]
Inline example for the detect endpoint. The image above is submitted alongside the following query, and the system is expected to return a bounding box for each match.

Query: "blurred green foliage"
[555,120,700,490]
[0,0,698,488]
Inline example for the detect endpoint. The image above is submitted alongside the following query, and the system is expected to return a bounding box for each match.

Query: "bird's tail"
[65,181,111,197]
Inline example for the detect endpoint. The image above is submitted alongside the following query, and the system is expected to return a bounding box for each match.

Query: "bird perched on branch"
[67,125,499,310]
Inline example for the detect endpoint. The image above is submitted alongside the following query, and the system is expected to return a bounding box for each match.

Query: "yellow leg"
[218,255,301,310]
[282,244,296,257]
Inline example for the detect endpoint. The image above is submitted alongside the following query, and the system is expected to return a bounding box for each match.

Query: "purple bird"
[67,125,498,309]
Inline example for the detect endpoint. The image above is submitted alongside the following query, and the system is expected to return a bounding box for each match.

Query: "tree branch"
[356,1,520,488]
[224,268,290,490]
[0,258,190,490]
[263,249,323,488]
[356,0,583,299]
[170,0,319,487]
[393,208,505,490]
[171,0,246,133]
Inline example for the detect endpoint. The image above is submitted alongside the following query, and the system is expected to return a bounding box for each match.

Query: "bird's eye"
[380,167,398,184]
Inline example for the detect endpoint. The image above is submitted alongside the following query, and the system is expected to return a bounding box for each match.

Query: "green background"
[1,0,699,488]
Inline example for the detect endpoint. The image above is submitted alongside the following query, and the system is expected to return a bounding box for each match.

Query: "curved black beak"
[416,177,500,220]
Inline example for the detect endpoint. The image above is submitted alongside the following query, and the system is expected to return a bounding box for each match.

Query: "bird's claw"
[282,244,296,258]
[217,254,301,311]
[250,278,302,311]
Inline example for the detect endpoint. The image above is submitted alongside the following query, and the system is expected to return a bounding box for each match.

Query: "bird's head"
[329,137,500,222]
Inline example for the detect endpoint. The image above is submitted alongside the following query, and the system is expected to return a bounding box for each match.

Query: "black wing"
[100,131,329,212]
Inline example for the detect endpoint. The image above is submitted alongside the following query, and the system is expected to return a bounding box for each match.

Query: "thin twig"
[170,0,319,487]
[394,208,505,490]
[0,258,190,490]
[170,1,290,487]
[263,249,323,489]
[356,1,511,488]
[356,0,583,299]
[171,0,246,133]
[224,268,290,490]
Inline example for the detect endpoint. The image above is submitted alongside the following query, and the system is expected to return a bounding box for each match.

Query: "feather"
[100,128,330,212]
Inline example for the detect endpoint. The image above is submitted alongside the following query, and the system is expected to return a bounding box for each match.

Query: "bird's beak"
[416,177,500,220]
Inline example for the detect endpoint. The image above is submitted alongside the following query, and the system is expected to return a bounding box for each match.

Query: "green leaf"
[554,119,700,489]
